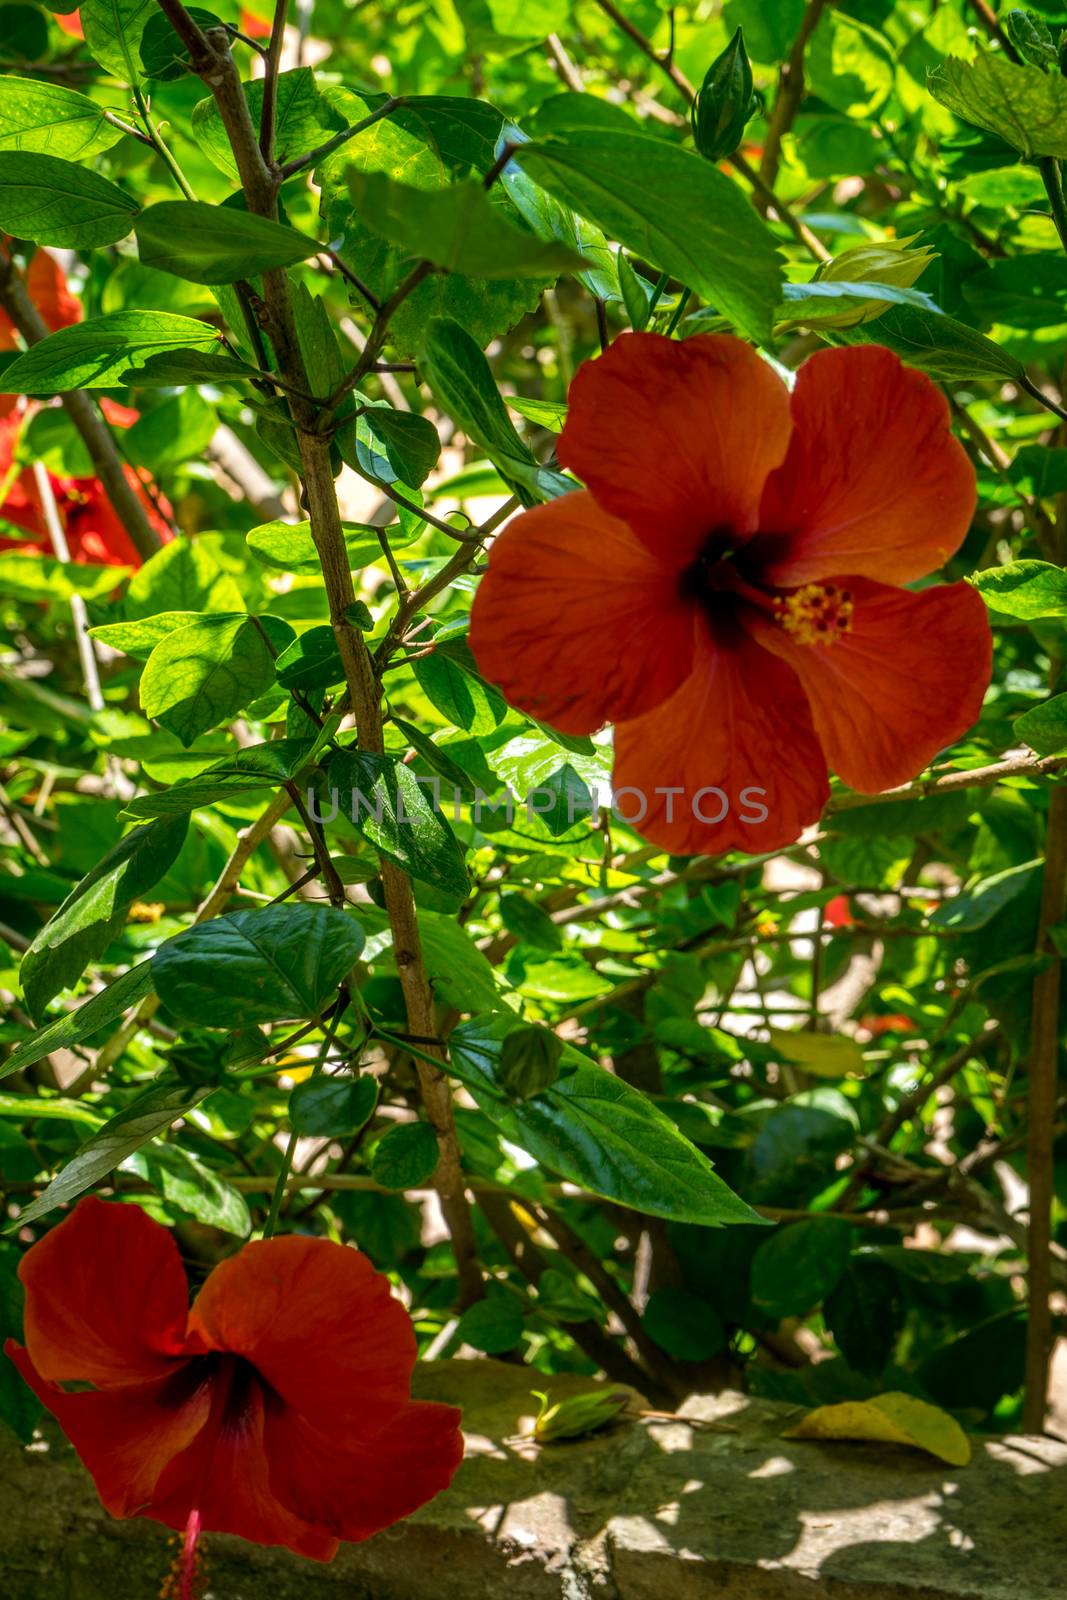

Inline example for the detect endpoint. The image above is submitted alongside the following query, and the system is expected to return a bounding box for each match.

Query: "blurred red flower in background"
[0,252,171,566]
[6,1197,464,1562]
[470,332,992,856]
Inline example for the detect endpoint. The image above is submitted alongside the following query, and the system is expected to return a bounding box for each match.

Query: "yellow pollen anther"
[772,583,855,646]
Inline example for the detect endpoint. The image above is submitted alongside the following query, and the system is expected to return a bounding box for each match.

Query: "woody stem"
[159,0,483,1303]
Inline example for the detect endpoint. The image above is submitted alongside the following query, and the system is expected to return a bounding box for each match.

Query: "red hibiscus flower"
[6,1197,464,1562]
[469,332,991,856]
[0,411,172,567]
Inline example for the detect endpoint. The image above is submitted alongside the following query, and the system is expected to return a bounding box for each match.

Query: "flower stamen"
[773,583,854,646]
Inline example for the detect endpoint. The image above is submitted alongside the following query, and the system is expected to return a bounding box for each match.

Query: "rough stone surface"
[1,1360,1064,1598]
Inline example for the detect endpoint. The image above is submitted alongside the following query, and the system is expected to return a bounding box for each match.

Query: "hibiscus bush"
[1,0,1067,1578]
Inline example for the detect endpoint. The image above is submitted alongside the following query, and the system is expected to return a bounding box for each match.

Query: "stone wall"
[2,1360,1064,1599]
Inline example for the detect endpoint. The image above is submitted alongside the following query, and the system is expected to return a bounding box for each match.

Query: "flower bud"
[499,1025,563,1099]
[691,28,756,163]
[532,1387,634,1442]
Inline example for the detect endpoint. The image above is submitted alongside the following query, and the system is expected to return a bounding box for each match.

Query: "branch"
[759,0,830,191]
[825,751,1067,812]
[0,249,163,563]
[169,5,483,1304]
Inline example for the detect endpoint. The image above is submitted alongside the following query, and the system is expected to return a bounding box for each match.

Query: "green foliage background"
[0,0,1065,1444]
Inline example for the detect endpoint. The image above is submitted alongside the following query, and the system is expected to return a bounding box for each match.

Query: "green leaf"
[344,167,587,280]
[245,518,416,574]
[275,626,345,692]
[121,738,314,820]
[972,560,1067,620]
[0,1249,40,1442]
[421,316,565,503]
[20,817,188,1020]
[80,0,157,79]
[642,1287,726,1360]
[513,130,782,343]
[154,904,366,1026]
[807,11,894,118]
[0,75,123,159]
[11,1079,211,1228]
[2,310,218,394]
[929,860,1041,931]
[413,649,508,735]
[498,128,619,301]
[455,1293,524,1353]
[750,1218,853,1317]
[0,6,49,65]
[193,66,343,178]
[0,151,138,248]
[126,535,245,618]
[369,1120,439,1188]
[1015,695,1067,755]
[928,51,1067,159]
[139,614,286,748]
[137,6,219,80]
[499,893,564,952]
[135,201,321,285]
[132,1142,250,1235]
[0,961,155,1081]
[826,302,1023,382]
[290,1073,378,1136]
[326,748,470,903]
[825,1257,905,1376]
[356,406,441,488]
[449,1015,763,1226]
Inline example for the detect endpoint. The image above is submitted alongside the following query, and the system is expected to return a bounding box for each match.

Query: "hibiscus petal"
[265,1398,464,1543]
[757,346,975,587]
[6,1340,208,1517]
[468,490,696,735]
[19,1196,190,1386]
[186,1236,415,1428]
[558,332,793,566]
[743,578,992,793]
[612,614,830,856]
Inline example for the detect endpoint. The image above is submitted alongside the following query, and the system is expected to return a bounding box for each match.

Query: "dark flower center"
[680,530,854,646]
[158,1350,279,1436]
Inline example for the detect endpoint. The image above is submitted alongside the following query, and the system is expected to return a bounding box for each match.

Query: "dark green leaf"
[369,1120,439,1188]
[826,302,1024,382]
[290,1072,378,1136]
[136,201,320,284]
[275,627,345,692]
[138,6,219,79]
[1015,695,1067,754]
[2,311,218,394]
[121,739,315,820]
[513,130,782,343]
[12,1079,211,1228]
[0,961,155,1081]
[81,0,157,79]
[456,1293,525,1352]
[20,817,188,1020]
[642,1287,726,1360]
[344,167,587,279]
[0,1249,40,1442]
[498,893,564,951]
[413,649,508,735]
[357,406,441,488]
[154,904,366,1026]
[326,748,470,903]
[0,151,138,248]
[750,1218,853,1318]
[449,1015,763,1226]
[929,861,1041,930]
[825,1257,905,1376]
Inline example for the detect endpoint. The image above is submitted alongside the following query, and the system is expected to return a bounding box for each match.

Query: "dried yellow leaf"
[784,1392,971,1467]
